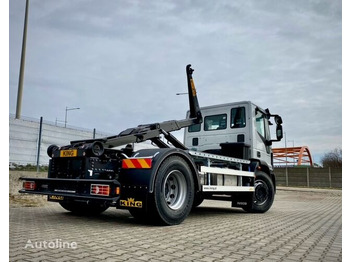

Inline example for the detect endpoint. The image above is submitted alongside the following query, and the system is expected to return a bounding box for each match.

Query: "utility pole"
[15,0,29,119]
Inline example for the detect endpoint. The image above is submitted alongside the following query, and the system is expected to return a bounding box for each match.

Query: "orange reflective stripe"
[138,158,152,168]
[122,158,152,169]
[122,159,135,168]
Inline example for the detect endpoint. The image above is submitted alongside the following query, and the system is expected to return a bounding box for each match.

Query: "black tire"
[243,171,275,213]
[150,156,195,225]
[59,201,109,215]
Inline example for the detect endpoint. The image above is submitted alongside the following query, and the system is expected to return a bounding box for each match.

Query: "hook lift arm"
[70,64,203,150]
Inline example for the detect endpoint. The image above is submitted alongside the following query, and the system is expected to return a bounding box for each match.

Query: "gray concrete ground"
[9,188,342,262]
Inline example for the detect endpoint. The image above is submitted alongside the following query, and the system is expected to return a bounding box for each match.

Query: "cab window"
[204,114,227,131]
[255,110,266,138]
[231,107,246,128]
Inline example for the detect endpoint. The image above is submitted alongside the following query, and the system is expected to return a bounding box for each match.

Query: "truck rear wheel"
[243,171,275,213]
[59,201,108,215]
[151,156,195,225]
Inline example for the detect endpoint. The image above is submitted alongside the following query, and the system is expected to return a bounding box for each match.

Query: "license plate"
[48,195,65,202]
[60,149,77,157]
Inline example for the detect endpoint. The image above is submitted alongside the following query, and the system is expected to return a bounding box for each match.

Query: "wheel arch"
[250,159,276,192]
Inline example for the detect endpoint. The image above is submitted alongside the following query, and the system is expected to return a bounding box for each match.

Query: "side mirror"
[276,124,283,141]
[274,115,283,125]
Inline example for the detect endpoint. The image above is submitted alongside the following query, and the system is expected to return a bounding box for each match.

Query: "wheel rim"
[254,180,269,206]
[163,170,187,210]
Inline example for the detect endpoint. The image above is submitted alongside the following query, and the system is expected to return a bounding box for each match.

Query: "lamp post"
[284,132,288,186]
[288,140,295,165]
[65,107,80,128]
[284,132,287,167]
[15,0,29,119]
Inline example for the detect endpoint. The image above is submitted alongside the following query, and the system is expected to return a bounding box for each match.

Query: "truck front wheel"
[244,171,275,213]
[151,156,195,225]
[59,201,108,215]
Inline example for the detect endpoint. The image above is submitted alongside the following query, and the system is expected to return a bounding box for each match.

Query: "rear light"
[23,181,36,190]
[115,187,120,195]
[90,184,110,196]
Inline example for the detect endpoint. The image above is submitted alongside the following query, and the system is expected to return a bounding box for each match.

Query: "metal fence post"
[329,167,332,188]
[36,116,43,172]
[285,167,288,187]
[306,167,310,187]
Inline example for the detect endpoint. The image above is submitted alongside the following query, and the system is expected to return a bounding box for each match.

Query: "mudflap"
[231,192,254,209]
[118,184,149,211]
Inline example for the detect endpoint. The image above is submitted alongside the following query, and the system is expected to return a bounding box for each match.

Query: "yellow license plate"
[60,149,77,157]
[48,195,64,201]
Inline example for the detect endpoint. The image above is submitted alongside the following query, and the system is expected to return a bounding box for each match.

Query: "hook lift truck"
[20,65,283,225]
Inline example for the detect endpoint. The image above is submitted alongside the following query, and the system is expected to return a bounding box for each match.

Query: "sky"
[8,0,342,165]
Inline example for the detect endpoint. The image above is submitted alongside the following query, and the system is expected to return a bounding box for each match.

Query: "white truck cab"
[184,101,283,174]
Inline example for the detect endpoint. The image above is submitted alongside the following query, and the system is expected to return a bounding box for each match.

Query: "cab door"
[253,108,272,170]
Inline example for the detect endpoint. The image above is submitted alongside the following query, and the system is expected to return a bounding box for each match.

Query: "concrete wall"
[274,167,342,188]
[9,116,110,166]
